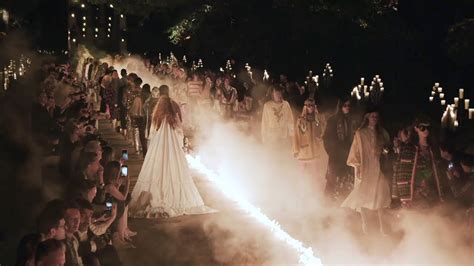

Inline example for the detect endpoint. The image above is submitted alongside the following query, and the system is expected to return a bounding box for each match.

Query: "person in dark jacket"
[322,97,359,200]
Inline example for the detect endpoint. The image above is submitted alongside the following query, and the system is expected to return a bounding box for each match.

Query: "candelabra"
[369,74,384,105]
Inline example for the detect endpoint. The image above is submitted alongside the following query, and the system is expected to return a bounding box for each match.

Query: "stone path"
[97,120,299,266]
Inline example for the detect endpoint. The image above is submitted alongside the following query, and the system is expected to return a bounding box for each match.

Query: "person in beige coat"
[341,110,391,235]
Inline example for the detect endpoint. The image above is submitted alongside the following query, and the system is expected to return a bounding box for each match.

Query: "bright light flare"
[186,155,323,266]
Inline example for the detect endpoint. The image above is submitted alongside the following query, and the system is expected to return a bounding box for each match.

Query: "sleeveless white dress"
[129,117,214,218]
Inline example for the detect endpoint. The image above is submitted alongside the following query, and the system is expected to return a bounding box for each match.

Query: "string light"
[82,27,86,32]
[81,3,85,8]
[72,38,76,43]
[108,17,112,21]
[121,38,125,42]
[71,13,75,18]
[107,34,110,38]
[108,23,111,27]
[109,4,114,8]
[82,16,86,20]
[120,14,124,18]
[107,28,111,32]
[95,28,98,32]
[94,34,98,38]
[83,22,86,26]
[82,34,85,37]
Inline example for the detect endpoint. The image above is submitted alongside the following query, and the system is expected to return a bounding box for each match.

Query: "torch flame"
[186,155,323,266]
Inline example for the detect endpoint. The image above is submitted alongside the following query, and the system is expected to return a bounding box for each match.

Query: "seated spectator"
[76,179,97,203]
[74,152,105,204]
[64,201,82,266]
[74,152,104,185]
[15,233,40,266]
[104,161,136,246]
[37,200,66,242]
[35,239,66,266]
[76,199,122,265]
[100,146,115,167]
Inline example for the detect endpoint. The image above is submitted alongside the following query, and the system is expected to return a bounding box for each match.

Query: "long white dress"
[341,127,391,211]
[129,117,214,218]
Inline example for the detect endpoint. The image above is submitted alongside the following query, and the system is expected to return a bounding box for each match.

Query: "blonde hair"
[300,98,318,119]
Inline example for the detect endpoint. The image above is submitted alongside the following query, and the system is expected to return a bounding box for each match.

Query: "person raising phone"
[103,161,136,247]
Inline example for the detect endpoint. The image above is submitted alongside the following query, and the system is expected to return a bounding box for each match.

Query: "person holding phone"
[103,161,136,246]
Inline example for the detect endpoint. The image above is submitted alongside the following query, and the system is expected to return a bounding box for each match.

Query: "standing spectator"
[128,77,147,156]
[392,117,444,209]
[323,97,359,199]
[341,110,391,235]
[144,87,160,139]
[117,69,129,135]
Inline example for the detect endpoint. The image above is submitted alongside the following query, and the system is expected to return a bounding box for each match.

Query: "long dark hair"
[104,161,121,185]
[152,96,179,129]
[359,111,387,148]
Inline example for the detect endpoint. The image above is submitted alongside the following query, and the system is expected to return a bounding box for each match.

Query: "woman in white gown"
[129,95,214,218]
[341,110,391,235]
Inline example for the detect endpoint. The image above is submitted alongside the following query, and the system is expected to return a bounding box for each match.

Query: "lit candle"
[441,99,446,106]
[465,99,470,110]
[431,91,436,96]
[438,87,443,93]
[439,93,445,99]
[429,96,434,102]
[469,108,474,119]
[459,88,464,99]
[454,97,459,107]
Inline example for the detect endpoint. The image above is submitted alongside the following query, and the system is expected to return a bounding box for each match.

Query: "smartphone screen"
[121,165,128,177]
[121,149,129,161]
